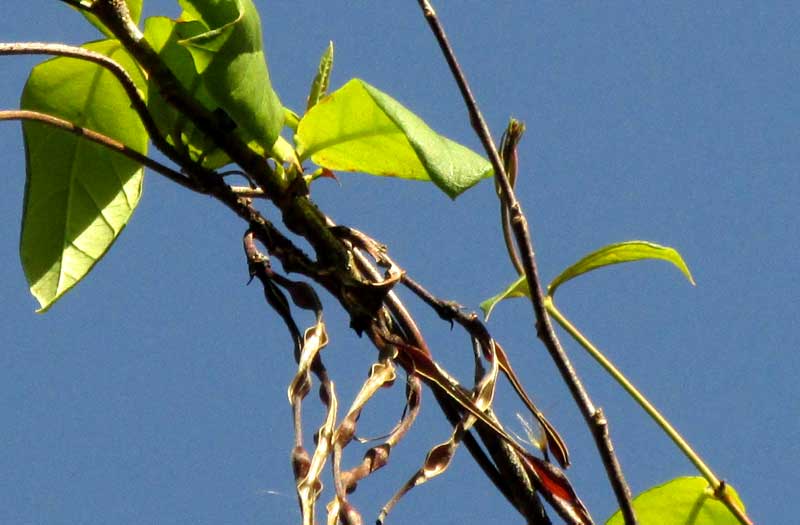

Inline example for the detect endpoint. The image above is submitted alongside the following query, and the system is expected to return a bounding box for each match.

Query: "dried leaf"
[297,381,338,525]
[493,342,570,467]
[521,451,593,525]
[394,338,590,524]
[288,321,329,403]
[386,336,500,514]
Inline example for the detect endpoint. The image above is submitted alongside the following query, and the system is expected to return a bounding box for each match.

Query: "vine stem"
[0,43,192,175]
[545,298,753,525]
[349,248,545,520]
[415,1,637,523]
[0,110,199,191]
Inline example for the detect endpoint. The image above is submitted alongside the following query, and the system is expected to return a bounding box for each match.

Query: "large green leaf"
[176,0,283,151]
[606,477,745,525]
[480,240,694,319]
[548,240,695,297]
[20,39,148,311]
[294,78,493,198]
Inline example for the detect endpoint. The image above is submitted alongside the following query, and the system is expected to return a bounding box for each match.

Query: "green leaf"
[306,41,334,111]
[480,240,695,320]
[548,240,695,297]
[606,477,745,525]
[20,39,148,311]
[480,274,527,320]
[176,0,284,150]
[76,0,144,39]
[295,78,492,199]
[144,16,231,169]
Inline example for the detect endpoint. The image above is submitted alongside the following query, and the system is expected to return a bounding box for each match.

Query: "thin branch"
[0,43,149,131]
[0,42,204,180]
[348,243,554,521]
[0,109,200,191]
[414,2,637,523]
[400,274,570,469]
[349,247,518,505]
[3,110,317,300]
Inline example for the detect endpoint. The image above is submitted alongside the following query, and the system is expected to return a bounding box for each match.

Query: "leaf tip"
[33,295,55,314]
[681,264,697,287]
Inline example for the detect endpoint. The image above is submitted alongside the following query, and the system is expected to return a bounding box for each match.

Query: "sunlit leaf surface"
[177,0,283,150]
[295,78,492,198]
[548,240,695,296]
[481,241,694,319]
[20,39,148,311]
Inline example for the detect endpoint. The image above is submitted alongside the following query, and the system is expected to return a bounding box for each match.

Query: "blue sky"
[1,2,797,524]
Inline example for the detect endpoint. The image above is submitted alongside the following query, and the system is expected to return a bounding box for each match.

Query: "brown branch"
[347,245,553,522]
[0,42,154,139]
[0,109,199,191]
[400,274,569,468]
[338,374,422,497]
[414,2,637,524]
[0,42,214,186]
[349,248,517,501]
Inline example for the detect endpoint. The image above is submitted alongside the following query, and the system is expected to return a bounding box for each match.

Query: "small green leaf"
[176,0,284,150]
[480,274,527,320]
[144,16,231,169]
[606,477,745,525]
[480,240,694,320]
[76,0,144,38]
[20,39,148,311]
[295,78,492,198]
[306,41,334,111]
[548,240,695,297]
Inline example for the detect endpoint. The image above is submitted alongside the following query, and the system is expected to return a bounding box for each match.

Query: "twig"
[400,274,569,469]
[0,42,214,187]
[414,2,637,523]
[0,109,199,191]
[0,42,156,143]
[348,243,554,522]
[349,248,523,509]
